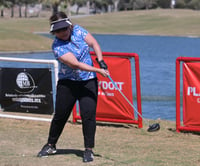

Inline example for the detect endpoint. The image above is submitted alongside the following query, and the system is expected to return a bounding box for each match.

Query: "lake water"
[1,34,200,121]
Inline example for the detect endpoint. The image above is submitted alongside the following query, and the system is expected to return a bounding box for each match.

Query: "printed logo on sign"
[187,86,200,103]
[99,81,124,91]
[187,87,200,96]
[15,72,37,93]
[98,80,124,96]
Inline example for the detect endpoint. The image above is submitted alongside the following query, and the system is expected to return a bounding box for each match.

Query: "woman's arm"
[58,52,109,77]
[84,33,103,62]
[85,33,108,69]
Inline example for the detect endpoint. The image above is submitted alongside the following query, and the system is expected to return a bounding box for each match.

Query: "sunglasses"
[54,27,69,33]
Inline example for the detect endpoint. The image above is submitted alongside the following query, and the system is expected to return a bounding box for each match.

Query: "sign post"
[176,57,200,132]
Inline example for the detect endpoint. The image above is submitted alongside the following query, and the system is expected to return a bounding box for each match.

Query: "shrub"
[175,0,186,8]
[157,0,171,8]
[187,0,200,10]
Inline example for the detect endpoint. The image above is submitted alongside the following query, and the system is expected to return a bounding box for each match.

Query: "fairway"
[0,113,200,166]
[0,9,200,51]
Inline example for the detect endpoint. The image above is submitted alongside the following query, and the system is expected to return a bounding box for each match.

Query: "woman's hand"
[98,69,110,77]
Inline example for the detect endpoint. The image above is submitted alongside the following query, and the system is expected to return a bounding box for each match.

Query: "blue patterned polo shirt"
[52,25,96,81]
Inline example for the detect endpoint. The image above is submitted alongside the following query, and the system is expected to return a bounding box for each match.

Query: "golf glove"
[96,59,108,69]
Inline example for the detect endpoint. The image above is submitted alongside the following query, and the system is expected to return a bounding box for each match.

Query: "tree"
[42,0,60,14]
[157,0,171,8]
[187,0,200,10]
[42,0,72,15]
[0,0,7,17]
[143,0,158,9]
[112,0,120,11]
[71,0,87,14]
[17,0,38,17]
[89,0,113,13]
[6,0,16,17]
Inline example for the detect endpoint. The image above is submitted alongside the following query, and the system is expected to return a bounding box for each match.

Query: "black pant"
[48,78,98,148]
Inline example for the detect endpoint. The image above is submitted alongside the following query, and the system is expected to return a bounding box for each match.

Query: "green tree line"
[0,0,199,18]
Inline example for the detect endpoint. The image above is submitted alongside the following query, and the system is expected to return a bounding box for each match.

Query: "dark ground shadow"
[56,149,83,157]
[168,127,200,136]
[56,149,102,158]
[69,120,138,129]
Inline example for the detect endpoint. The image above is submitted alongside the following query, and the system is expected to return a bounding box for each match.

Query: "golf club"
[107,75,160,132]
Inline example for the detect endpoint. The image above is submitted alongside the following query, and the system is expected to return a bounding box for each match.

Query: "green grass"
[0,115,200,166]
[0,9,200,51]
[73,9,200,36]
[0,18,52,51]
[0,9,200,165]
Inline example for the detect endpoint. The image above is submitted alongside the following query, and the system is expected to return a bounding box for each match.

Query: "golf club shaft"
[108,75,148,126]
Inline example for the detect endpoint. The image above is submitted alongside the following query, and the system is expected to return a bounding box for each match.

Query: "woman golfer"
[37,11,109,162]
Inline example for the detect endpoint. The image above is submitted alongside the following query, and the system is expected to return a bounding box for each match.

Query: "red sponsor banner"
[92,56,134,120]
[183,62,200,126]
